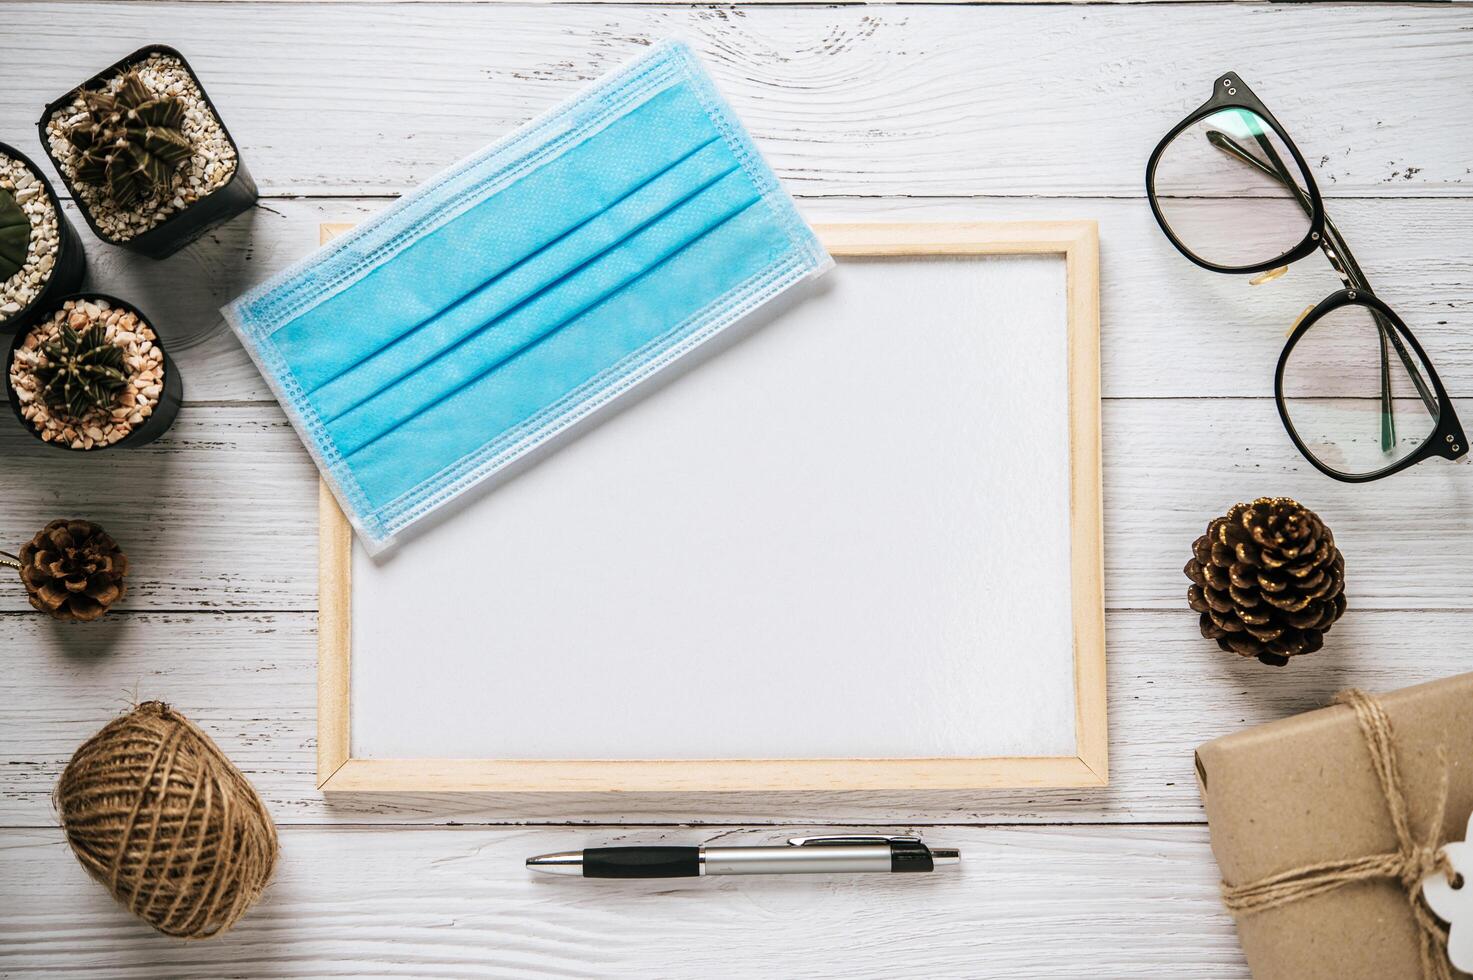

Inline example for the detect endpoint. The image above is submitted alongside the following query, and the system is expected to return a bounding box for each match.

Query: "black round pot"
[0,141,87,336]
[37,45,258,261]
[7,292,183,451]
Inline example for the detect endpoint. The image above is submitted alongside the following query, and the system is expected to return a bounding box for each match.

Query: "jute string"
[1220,689,1457,980]
[54,701,278,939]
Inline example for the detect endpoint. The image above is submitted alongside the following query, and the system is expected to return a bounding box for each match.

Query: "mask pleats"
[269,82,718,392]
[349,199,792,511]
[223,40,831,548]
[307,138,738,425]
[330,164,761,460]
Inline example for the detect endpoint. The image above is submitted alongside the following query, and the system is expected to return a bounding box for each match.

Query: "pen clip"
[786,835,922,847]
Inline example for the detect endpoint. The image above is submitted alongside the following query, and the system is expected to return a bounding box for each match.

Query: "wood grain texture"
[1064,221,1108,782]
[0,5,1470,199]
[313,223,352,790]
[33,196,1473,403]
[0,823,1245,978]
[0,406,319,612]
[316,481,351,788]
[2,3,1469,975]
[322,755,1108,794]
[4,608,1468,828]
[5,399,1469,615]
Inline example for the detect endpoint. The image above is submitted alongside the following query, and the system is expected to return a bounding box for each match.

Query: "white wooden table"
[3,3,1471,976]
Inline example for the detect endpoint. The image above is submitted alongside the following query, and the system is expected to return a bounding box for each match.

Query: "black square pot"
[37,45,258,261]
[0,141,87,335]
[7,293,183,451]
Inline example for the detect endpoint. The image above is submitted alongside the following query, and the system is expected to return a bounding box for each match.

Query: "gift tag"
[1423,811,1473,973]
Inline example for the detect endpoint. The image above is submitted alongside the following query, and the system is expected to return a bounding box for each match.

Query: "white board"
[345,249,1084,765]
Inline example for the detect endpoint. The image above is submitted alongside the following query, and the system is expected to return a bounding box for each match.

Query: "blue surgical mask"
[224,41,830,552]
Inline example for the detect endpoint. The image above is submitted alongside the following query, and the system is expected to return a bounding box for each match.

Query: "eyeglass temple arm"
[1233,129,1410,450]
[1206,130,1439,438]
[1205,131,1363,287]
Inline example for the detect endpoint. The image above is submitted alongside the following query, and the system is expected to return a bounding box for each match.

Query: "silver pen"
[527,835,962,878]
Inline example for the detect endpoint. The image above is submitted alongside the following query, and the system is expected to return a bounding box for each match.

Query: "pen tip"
[526,851,585,876]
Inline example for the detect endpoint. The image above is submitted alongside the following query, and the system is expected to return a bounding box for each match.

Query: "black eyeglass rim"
[1275,288,1468,483]
[1145,72,1327,276]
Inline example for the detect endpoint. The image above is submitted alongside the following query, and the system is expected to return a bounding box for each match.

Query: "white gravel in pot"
[10,298,164,450]
[44,52,239,242]
[0,152,60,327]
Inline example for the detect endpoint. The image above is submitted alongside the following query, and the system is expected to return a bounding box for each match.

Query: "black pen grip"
[582,846,700,878]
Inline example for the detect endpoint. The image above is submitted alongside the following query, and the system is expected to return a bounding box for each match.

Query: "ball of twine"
[54,701,279,939]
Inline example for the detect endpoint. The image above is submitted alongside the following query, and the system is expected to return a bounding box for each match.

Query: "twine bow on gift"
[1220,690,1460,980]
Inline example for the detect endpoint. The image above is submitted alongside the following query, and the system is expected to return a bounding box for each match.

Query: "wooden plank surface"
[1,5,1470,199]
[1,824,1240,978]
[5,400,1471,614]
[31,196,1473,404]
[3,2,1471,977]
[3,608,1468,828]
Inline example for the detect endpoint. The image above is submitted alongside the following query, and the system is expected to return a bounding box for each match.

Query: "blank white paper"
[350,253,1077,760]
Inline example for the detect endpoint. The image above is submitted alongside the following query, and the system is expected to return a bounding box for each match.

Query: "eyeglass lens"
[1280,302,1442,477]
[1151,108,1313,270]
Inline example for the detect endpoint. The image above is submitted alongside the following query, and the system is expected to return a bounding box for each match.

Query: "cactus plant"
[65,72,191,210]
[33,323,128,420]
[0,188,28,281]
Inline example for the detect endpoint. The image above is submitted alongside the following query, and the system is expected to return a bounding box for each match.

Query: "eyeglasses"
[1146,72,1466,482]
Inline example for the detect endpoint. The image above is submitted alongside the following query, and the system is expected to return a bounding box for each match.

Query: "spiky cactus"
[0,188,28,281]
[34,323,128,420]
[65,72,192,209]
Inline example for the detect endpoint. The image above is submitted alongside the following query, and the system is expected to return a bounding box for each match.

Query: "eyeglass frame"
[1145,71,1467,483]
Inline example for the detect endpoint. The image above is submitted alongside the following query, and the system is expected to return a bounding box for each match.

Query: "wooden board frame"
[316,220,1105,793]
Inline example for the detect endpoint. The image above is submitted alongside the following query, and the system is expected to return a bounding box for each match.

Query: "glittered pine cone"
[1185,498,1346,666]
[15,520,128,621]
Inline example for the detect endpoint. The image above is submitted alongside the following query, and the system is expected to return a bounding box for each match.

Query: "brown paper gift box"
[1195,672,1473,980]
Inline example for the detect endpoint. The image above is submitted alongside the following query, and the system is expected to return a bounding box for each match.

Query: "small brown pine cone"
[1185,498,1346,666]
[17,520,128,622]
